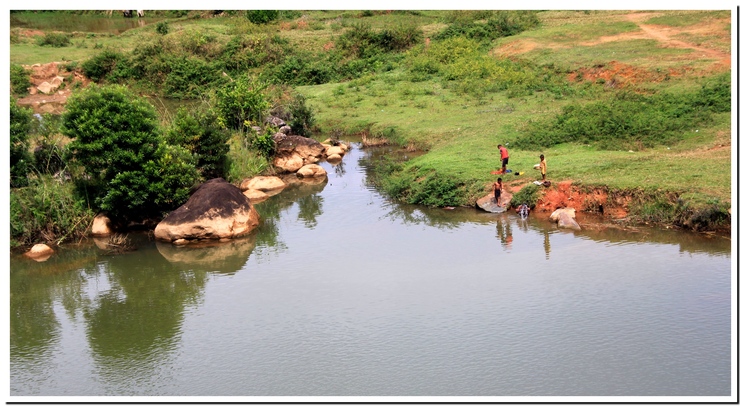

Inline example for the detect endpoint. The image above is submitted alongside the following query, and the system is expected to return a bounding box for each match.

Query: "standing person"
[498,144,509,174]
[539,154,547,180]
[494,177,503,207]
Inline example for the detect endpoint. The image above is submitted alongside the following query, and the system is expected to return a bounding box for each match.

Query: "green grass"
[645,10,729,27]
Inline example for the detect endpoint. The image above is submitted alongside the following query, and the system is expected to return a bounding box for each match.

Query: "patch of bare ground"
[507,180,630,219]
[497,11,729,86]
[16,62,91,114]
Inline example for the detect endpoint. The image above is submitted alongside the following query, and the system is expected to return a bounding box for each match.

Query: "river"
[9,142,733,399]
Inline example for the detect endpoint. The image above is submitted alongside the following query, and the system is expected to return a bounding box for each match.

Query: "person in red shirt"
[498,144,509,173]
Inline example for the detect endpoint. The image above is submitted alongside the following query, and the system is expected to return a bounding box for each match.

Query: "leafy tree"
[62,84,200,220]
[166,106,230,179]
[10,98,34,188]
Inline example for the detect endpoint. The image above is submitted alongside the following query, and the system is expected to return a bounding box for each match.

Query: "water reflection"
[156,235,258,275]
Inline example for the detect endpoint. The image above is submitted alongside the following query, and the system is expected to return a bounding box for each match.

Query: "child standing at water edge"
[498,144,509,174]
[539,154,547,180]
[494,177,503,207]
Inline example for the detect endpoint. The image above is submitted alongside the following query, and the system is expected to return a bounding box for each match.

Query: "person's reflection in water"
[495,218,513,251]
[543,228,551,260]
[504,221,513,251]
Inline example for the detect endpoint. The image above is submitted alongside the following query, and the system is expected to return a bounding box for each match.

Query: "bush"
[161,56,223,99]
[264,54,334,86]
[287,93,316,137]
[247,130,276,158]
[219,34,289,73]
[10,64,31,96]
[36,32,71,47]
[512,75,728,151]
[81,49,132,82]
[246,10,279,25]
[213,75,270,131]
[10,177,95,247]
[156,20,169,35]
[10,98,33,188]
[30,113,66,175]
[338,22,421,59]
[166,106,230,179]
[62,84,199,220]
[510,184,542,208]
[435,10,540,42]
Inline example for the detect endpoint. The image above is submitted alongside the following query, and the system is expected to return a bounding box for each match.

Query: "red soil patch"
[567,61,686,88]
[507,180,630,219]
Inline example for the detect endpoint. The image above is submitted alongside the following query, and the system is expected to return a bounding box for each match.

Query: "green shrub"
[338,22,421,59]
[435,10,540,42]
[287,93,316,137]
[35,32,71,47]
[10,64,31,96]
[81,49,132,82]
[62,84,199,221]
[246,10,279,25]
[264,54,334,86]
[220,34,288,72]
[337,22,382,59]
[692,72,730,113]
[406,173,463,207]
[213,75,270,131]
[10,177,95,247]
[162,56,223,99]
[156,20,169,35]
[10,98,33,188]
[225,135,270,182]
[513,75,728,150]
[247,130,276,158]
[166,106,230,179]
[510,184,542,208]
[30,113,66,175]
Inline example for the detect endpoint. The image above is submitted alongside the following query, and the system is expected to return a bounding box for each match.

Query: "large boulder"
[476,190,513,213]
[273,134,326,173]
[154,178,260,242]
[550,207,581,230]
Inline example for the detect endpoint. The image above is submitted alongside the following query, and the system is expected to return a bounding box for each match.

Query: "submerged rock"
[296,164,327,178]
[240,176,286,193]
[24,244,54,261]
[550,207,581,230]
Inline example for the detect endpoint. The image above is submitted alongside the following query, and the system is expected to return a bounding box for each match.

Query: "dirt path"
[623,12,730,66]
[498,11,730,71]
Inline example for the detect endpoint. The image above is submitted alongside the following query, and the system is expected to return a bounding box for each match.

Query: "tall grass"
[10,175,95,248]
